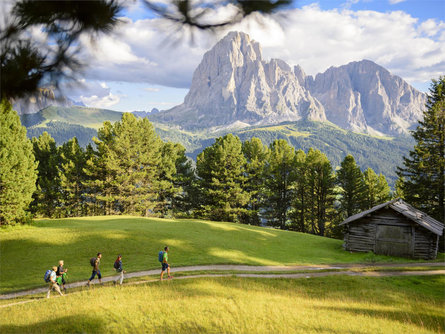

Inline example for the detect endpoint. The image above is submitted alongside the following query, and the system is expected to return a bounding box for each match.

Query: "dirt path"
[1,262,443,302]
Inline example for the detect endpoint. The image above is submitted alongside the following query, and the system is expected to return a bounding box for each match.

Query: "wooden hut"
[340,199,444,259]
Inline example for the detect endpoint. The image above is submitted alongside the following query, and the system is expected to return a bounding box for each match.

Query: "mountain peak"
[151,32,425,135]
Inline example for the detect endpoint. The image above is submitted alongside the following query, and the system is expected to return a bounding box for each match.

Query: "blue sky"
[59,0,444,112]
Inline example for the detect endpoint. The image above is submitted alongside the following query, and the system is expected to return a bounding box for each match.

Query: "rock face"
[153,32,326,129]
[153,31,426,136]
[305,60,426,135]
[12,87,76,115]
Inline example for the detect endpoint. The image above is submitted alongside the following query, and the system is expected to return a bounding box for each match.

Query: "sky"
[16,0,445,112]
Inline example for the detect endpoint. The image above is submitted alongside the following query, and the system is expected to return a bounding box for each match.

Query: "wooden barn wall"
[413,227,439,259]
[343,208,439,259]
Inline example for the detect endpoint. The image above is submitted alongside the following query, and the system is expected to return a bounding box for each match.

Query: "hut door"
[375,225,412,257]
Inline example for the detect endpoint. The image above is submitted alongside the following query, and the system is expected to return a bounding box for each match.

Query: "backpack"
[114,260,120,269]
[158,251,164,263]
[44,269,52,283]
[90,257,96,267]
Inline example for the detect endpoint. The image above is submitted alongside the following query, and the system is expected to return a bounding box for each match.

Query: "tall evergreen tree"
[363,168,391,209]
[0,100,37,225]
[170,144,197,216]
[263,140,296,229]
[196,134,249,223]
[304,149,336,236]
[336,154,366,218]
[242,137,268,225]
[290,150,308,232]
[397,77,445,224]
[59,137,87,217]
[30,132,60,217]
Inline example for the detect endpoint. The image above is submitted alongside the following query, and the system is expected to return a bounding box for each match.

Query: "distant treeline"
[27,113,393,239]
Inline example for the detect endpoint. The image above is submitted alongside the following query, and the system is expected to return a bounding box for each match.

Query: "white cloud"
[77,4,445,90]
[80,93,120,108]
[389,0,407,4]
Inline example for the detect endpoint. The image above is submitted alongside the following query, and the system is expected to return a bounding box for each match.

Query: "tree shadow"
[0,314,105,334]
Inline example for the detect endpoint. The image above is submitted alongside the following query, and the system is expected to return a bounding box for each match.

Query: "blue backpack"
[158,251,164,263]
[44,269,52,283]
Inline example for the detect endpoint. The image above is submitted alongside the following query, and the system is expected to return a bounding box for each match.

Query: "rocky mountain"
[151,31,426,136]
[12,87,83,115]
[305,60,426,136]
[151,31,326,130]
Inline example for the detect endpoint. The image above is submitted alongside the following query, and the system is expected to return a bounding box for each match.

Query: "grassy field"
[1,216,442,294]
[0,275,444,333]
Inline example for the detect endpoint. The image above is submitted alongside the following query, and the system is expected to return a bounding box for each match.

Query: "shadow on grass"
[0,314,105,334]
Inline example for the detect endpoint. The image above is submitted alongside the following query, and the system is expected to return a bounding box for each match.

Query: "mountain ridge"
[150,31,426,136]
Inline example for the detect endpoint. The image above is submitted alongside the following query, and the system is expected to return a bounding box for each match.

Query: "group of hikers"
[45,246,172,298]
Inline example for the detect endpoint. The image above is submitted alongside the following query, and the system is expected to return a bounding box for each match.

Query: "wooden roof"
[340,198,444,236]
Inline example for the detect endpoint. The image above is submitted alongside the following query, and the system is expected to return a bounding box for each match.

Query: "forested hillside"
[19,106,413,187]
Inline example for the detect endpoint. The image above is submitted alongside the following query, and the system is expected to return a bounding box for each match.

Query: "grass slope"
[0,216,438,294]
[0,276,444,333]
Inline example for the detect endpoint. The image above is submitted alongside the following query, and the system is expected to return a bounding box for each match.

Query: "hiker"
[87,252,103,286]
[47,266,64,298]
[56,260,68,292]
[113,255,126,285]
[160,246,172,281]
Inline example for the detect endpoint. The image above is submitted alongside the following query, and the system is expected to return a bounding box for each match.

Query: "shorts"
[162,263,169,271]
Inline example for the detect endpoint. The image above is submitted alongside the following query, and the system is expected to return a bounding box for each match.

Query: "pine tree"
[0,100,37,225]
[170,144,196,216]
[83,121,115,215]
[59,137,87,217]
[397,77,445,223]
[336,154,366,218]
[290,150,308,232]
[196,134,249,223]
[263,139,296,229]
[30,132,60,217]
[304,149,335,236]
[242,137,268,225]
[363,168,391,209]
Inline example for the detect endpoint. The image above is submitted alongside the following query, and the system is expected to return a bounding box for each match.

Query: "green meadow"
[0,216,440,294]
[0,276,443,333]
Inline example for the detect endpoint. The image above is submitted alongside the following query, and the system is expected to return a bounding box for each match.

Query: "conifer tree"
[304,149,335,236]
[106,114,163,215]
[30,132,60,217]
[242,137,268,225]
[363,168,391,209]
[397,77,445,224]
[196,134,249,223]
[171,145,197,216]
[0,100,37,225]
[290,150,308,232]
[59,137,87,217]
[263,140,296,229]
[336,154,366,218]
[83,121,115,215]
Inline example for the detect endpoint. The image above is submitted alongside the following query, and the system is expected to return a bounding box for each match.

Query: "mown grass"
[0,275,443,333]
[1,216,443,294]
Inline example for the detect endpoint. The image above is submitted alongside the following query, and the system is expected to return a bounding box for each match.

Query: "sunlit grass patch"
[0,276,443,334]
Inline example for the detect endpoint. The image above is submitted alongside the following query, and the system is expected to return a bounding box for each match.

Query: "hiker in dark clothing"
[87,252,102,286]
[56,260,68,292]
[160,246,172,281]
[113,255,126,285]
